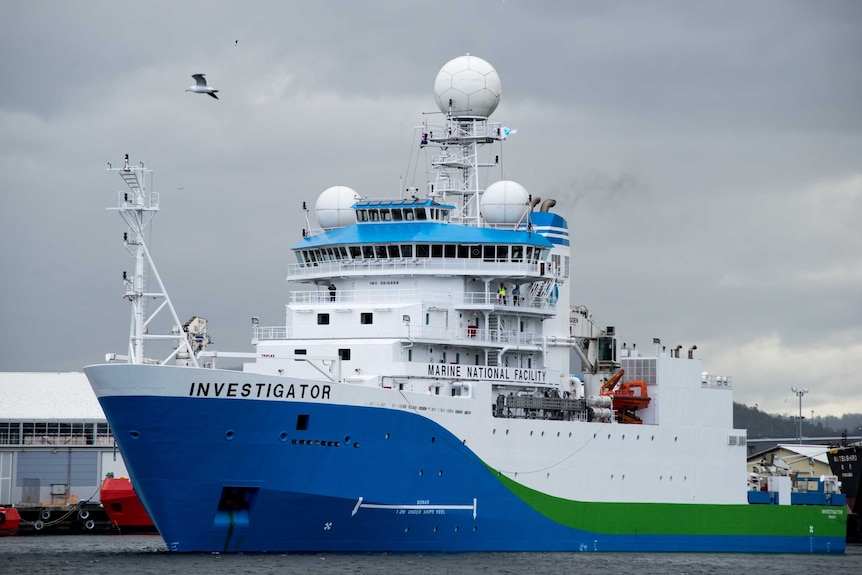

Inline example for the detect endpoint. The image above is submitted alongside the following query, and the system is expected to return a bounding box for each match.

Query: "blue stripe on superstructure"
[523,212,569,246]
[292,222,554,250]
[100,394,844,554]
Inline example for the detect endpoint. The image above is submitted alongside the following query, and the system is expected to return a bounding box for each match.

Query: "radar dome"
[315,186,359,229]
[434,55,501,119]
[481,181,530,225]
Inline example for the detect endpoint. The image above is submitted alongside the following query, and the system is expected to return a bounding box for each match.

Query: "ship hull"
[86,363,845,553]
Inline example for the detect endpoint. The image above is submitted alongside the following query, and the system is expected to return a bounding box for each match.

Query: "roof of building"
[0,372,105,420]
[747,443,831,465]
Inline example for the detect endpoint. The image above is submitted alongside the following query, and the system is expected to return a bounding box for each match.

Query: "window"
[338,348,351,360]
[387,245,400,258]
[392,209,403,221]
[363,245,375,258]
[415,208,427,220]
[361,313,373,325]
[295,349,307,355]
[376,245,387,258]
[417,244,429,257]
[512,245,523,262]
[369,210,380,221]
[380,209,391,221]
[401,244,413,257]
[496,245,508,260]
[431,245,443,258]
[317,314,330,325]
[444,245,456,258]
[356,210,368,222]
[349,246,361,259]
[405,210,415,221]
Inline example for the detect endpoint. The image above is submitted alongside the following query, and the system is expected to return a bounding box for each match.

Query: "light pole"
[791,387,809,444]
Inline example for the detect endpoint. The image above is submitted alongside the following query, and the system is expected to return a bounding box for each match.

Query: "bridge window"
[376,245,387,258]
[392,209,403,221]
[405,210,415,221]
[431,245,443,258]
[363,245,375,259]
[387,245,401,258]
[512,245,523,262]
[401,244,413,257]
[496,245,508,260]
[369,210,380,222]
[380,209,392,221]
[349,246,361,259]
[415,208,427,220]
[417,245,429,258]
[444,245,456,258]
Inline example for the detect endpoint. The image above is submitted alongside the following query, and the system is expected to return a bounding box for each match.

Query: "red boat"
[99,476,156,532]
[0,507,22,536]
[600,369,651,423]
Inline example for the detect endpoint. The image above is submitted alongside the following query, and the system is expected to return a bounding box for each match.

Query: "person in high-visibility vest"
[498,283,507,305]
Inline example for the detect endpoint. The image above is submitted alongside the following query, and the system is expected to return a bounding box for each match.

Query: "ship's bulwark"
[86,364,845,553]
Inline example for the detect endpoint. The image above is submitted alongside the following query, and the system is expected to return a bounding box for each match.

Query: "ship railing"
[424,120,503,141]
[253,324,538,345]
[287,259,551,278]
[288,288,556,311]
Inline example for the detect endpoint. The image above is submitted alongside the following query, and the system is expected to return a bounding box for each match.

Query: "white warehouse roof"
[0,372,105,420]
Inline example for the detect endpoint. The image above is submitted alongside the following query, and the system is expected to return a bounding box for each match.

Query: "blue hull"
[99,395,844,553]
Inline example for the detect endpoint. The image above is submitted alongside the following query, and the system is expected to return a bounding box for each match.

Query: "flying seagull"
[186,74,219,99]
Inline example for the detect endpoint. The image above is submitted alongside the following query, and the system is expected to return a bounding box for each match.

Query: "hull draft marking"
[352,496,478,519]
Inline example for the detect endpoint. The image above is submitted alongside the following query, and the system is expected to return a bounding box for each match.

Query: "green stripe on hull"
[493,471,846,538]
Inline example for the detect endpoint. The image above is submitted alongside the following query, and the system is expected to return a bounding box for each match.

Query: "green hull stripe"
[491,469,846,537]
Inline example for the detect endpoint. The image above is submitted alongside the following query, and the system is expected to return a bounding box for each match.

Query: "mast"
[106,154,200,367]
[428,112,502,226]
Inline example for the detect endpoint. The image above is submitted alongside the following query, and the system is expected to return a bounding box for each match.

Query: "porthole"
[279,432,288,442]
[385,433,390,440]
[419,470,424,477]
[225,430,236,441]
[129,430,140,439]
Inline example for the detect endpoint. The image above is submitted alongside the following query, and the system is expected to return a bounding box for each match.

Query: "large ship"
[85,55,847,553]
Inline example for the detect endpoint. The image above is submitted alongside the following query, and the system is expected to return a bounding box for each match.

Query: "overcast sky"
[1,1,860,419]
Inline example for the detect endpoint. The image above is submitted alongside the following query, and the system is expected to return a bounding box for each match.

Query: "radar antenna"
[106,154,202,366]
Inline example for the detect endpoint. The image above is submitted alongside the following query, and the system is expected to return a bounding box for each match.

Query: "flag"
[501,126,518,139]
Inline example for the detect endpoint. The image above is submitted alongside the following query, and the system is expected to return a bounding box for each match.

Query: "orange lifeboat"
[607,380,651,411]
